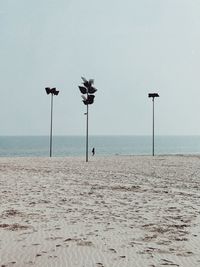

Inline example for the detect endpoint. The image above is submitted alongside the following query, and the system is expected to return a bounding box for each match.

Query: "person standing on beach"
[92,147,95,156]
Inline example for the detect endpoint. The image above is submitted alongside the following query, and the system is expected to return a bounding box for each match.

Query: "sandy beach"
[0,155,200,267]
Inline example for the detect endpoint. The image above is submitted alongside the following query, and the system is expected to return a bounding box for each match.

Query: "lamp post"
[148,93,159,156]
[45,87,59,157]
[78,77,97,162]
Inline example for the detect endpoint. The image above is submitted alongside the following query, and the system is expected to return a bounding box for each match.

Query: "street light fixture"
[78,77,97,162]
[148,92,159,156]
[45,87,59,157]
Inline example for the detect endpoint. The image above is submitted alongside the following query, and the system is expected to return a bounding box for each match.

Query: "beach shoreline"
[0,155,200,267]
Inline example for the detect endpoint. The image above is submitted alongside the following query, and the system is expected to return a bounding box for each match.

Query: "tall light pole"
[45,87,59,157]
[78,77,97,162]
[148,93,159,156]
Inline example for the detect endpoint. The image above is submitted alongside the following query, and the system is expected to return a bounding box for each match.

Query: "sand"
[0,155,200,267]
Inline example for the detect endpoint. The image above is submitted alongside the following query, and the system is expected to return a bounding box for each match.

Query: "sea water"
[1,135,200,157]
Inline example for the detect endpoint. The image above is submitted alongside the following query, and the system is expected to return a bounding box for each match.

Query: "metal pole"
[50,93,53,157]
[152,97,155,156]
[86,102,89,162]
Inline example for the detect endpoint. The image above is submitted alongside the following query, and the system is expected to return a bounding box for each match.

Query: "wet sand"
[0,155,200,267]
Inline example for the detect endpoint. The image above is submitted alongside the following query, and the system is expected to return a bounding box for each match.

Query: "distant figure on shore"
[92,147,95,156]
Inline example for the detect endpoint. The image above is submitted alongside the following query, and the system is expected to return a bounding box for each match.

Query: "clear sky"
[1,0,200,136]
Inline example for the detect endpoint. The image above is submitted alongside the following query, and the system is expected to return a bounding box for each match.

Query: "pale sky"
[1,0,200,136]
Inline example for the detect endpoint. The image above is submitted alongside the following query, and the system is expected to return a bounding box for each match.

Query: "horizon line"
[1,134,200,137]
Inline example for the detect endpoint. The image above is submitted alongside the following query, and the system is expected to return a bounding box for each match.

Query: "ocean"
[1,135,200,157]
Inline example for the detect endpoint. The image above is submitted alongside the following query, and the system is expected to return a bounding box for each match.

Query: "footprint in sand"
[108,248,117,253]
[160,258,179,266]
[119,255,126,259]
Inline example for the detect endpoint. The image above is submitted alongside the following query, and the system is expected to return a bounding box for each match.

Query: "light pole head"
[53,89,59,95]
[78,77,97,105]
[45,87,51,94]
[45,87,59,95]
[79,86,87,94]
[148,93,159,98]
